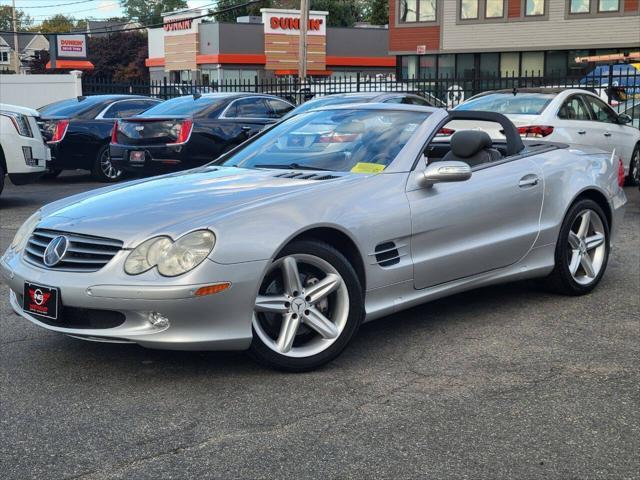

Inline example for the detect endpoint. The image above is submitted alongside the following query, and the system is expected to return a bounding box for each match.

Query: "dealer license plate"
[129,151,146,163]
[23,282,59,320]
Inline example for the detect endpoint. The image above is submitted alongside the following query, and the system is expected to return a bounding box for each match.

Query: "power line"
[0,0,264,35]
[1,0,102,8]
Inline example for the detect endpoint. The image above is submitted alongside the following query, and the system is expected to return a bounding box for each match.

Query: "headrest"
[337,119,365,134]
[450,130,493,158]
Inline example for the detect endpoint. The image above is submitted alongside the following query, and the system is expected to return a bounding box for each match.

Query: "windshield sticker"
[350,163,385,174]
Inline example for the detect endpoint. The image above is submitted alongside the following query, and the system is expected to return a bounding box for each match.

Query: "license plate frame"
[129,150,146,163]
[23,282,59,320]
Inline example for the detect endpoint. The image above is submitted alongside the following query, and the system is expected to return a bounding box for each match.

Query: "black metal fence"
[83,68,640,120]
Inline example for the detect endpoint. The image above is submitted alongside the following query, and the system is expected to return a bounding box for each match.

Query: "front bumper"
[1,249,268,351]
[0,133,49,175]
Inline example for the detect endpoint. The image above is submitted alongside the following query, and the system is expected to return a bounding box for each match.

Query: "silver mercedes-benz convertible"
[1,104,627,371]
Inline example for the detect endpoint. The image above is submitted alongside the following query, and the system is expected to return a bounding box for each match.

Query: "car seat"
[441,130,502,167]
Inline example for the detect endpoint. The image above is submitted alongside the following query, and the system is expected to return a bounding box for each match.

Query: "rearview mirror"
[422,161,472,187]
[617,113,632,125]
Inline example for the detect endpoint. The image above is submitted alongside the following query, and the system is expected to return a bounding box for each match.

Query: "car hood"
[0,103,39,117]
[38,166,353,247]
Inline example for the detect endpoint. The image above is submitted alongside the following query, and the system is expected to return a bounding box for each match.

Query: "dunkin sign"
[56,35,87,59]
[262,8,327,36]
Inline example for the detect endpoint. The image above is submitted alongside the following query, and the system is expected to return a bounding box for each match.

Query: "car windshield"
[140,95,225,116]
[285,95,377,118]
[38,96,108,117]
[222,108,429,173]
[456,93,555,115]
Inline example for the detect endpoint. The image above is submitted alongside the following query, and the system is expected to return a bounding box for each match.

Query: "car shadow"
[38,279,544,377]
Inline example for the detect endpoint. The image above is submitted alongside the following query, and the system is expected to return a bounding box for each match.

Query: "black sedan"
[39,95,162,182]
[110,93,294,176]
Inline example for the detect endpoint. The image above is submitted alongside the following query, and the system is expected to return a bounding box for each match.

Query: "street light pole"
[12,0,20,73]
[298,0,309,81]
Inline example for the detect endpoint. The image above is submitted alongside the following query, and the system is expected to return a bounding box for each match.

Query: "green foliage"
[85,31,149,82]
[0,6,32,31]
[35,15,76,34]
[120,0,188,26]
[367,0,389,25]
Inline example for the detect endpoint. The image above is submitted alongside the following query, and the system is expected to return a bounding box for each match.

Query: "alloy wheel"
[567,209,606,285]
[100,149,122,180]
[253,254,349,358]
[632,150,640,184]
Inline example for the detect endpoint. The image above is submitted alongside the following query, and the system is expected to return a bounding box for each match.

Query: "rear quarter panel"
[532,146,620,248]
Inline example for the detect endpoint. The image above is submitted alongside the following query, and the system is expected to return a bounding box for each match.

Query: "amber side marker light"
[194,283,232,296]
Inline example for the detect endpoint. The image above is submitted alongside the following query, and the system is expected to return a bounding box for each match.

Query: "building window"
[460,0,479,19]
[0,51,9,63]
[546,51,568,76]
[569,0,590,13]
[521,51,545,75]
[438,54,456,78]
[401,56,419,78]
[524,0,545,16]
[400,0,436,23]
[485,0,504,17]
[598,0,619,12]
[456,53,475,79]
[500,52,520,76]
[419,55,437,78]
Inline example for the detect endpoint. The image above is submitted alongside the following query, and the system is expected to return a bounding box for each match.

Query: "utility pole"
[12,0,20,73]
[298,0,309,80]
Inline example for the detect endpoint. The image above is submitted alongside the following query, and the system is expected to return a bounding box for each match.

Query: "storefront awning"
[46,60,95,70]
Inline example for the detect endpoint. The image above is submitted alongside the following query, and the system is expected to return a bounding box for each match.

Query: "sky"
[2,0,214,25]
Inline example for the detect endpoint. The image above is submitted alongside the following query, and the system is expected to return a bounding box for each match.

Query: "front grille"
[24,228,123,272]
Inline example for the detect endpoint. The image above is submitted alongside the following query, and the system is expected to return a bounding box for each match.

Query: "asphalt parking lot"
[0,173,638,480]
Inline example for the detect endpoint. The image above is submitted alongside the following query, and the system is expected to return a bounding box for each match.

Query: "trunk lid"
[115,116,190,145]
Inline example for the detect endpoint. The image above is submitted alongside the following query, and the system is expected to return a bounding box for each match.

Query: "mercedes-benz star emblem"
[43,235,69,267]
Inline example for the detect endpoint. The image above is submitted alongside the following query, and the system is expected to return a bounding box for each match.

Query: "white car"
[0,103,49,196]
[452,88,640,184]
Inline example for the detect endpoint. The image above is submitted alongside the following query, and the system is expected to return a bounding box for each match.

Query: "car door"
[583,94,635,164]
[407,153,544,289]
[222,97,277,136]
[554,94,596,148]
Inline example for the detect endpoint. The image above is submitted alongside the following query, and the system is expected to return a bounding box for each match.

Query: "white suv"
[0,103,49,196]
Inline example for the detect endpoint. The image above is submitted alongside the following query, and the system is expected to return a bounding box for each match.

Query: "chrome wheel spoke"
[305,273,341,303]
[282,256,303,296]
[255,295,290,314]
[580,254,596,278]
[568,231,581,249]
[276,313,301,353]
[585,233,605,251]
[569,251,581,275]
[577,211,591,239]
[303,307,339,339]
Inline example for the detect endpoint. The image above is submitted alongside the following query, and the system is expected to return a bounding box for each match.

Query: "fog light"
[148,312,169,328]
[22,146,37,166]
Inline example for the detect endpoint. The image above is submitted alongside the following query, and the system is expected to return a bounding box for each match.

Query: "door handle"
[241,126,252,131]
[604,132,612,137]
[519,174,539,188]
[577,130,586,135]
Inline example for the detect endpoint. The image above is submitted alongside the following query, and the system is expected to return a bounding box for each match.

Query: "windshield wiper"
[254,163,334,172]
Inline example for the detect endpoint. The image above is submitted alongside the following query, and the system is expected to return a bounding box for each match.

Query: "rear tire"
[91,145,123,183]
[545,199,610,296]
[626,145,640,186]
[248,240,364,372]
[0,163,5,196]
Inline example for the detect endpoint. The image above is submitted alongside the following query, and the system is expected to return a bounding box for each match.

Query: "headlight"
[1,111,33,137]
[10,211,41,252]
[124,230,215,277]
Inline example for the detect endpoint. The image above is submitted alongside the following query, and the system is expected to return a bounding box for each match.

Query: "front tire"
[42,168,62,180]
[249,240,364,372]
[626,145,640,186]
[546,199,610,296]
[91,145,123,182]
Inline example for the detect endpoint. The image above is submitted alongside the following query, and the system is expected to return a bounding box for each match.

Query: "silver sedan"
[1,105,627,371]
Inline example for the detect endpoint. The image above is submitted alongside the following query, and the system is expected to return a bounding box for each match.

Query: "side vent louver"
[374,241,400,267]
[273,172,339,181]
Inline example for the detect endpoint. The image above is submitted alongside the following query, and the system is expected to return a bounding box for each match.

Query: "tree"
[26,50,50,74]
[0,6,32,31]
[36,15,76,34]
[367,0,388,25]
[213,0,364,27]
[120,0,188,26]
[85,31,149,82]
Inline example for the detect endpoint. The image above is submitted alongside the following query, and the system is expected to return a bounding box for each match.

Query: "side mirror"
[618,113,632,125]
[422,161,472,187]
